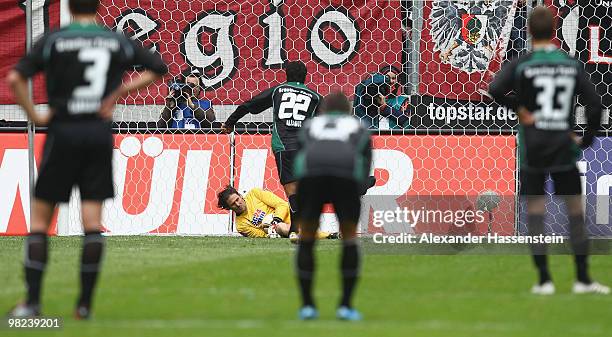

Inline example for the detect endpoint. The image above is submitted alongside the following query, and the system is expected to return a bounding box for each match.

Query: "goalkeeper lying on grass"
[217,186,337,239]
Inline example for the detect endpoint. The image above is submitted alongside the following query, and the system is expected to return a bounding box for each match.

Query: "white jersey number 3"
[72,47,111,100]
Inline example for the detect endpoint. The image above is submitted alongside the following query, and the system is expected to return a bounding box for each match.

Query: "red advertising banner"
[0,1,401,105]
[0,133,52,235]
[1,1,609,111]
[99,0,402,105]
[108,134,231,235]
[0,0,60,104]
[0,133,516,236]
[370,136,516,236]
[372,136,516,196]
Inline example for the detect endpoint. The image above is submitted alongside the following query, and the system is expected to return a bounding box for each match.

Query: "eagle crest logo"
[429,0,517,73]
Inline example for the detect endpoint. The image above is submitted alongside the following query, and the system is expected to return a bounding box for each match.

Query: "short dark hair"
[69,0,99,14]
[285,61,307,83]
[217,185,239,210]
[321,91,351,114]
[528,6,554,40]
[181,67,203,86]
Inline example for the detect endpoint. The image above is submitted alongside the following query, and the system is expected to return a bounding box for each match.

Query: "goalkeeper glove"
[267,224,281,238]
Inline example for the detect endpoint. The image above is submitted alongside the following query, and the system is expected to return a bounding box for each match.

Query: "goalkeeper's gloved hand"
[267,224,280,238]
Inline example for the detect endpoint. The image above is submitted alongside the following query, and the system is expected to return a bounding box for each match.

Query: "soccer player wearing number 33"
[489,6,609,296]
[222,61,323,239]
[6,0,167,319]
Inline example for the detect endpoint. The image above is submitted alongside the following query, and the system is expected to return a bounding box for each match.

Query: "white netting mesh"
[84,0,517,235]
[1,1,612,236]
[46,1,612,236]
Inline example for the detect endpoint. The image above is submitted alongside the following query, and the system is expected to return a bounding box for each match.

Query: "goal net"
[0,1,611,238]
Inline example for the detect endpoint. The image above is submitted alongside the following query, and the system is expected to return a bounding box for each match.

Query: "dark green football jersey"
[294,113,372,183]
[225,82,323,153]
[489,46,602,172]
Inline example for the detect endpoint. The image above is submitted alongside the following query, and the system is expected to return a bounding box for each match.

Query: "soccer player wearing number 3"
[489,6,609,296]
[222,61,323,240]
[6,0,167,318]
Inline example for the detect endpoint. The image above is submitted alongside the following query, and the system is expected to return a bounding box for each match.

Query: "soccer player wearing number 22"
[222,61,323,237]
[489,6,609,296]
[6,0,168,318]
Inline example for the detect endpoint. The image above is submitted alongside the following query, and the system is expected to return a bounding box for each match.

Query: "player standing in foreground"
[293,92,372,320]
[221,61,322,239]
[6,0,168,318]
[489,6,609,295]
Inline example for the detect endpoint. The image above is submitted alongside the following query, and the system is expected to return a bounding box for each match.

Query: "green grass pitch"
[1,236,611,337]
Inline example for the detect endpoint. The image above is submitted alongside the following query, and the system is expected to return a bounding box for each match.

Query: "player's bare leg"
[527,195,554,295]
[296,220,318,320]
[274,222,290,237]
[75,201,106,319]
[564,195,610,294]
[8,199,55,317]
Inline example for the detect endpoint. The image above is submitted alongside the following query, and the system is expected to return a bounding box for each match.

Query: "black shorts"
[35,122,115,203]
[296,176,361,229]
[520,167,582,196]
[274,150,297,185]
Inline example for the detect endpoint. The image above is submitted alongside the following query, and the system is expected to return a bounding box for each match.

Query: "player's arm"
[8,35,51,126]
[252,188,290,222]
[101,39,168,119]
[575,66,603,148]
[236,220,269,238]
[380,98,409,126]
[6,71,48,125]
[222,87,275,132]
[488,58,520,111]
[313,94,323,116]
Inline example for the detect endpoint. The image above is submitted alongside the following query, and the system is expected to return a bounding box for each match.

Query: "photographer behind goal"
[158,67,215,129]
